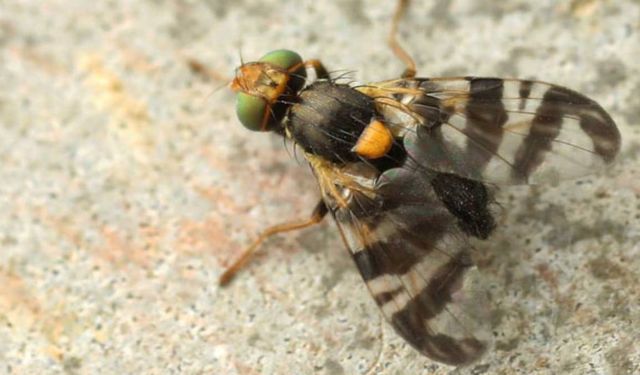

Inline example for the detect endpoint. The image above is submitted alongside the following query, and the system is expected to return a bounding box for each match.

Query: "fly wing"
[317,162,493,366]
[362,77,621,185]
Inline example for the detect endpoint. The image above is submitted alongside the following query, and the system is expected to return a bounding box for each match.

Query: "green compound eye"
[259,49,303,70]
[260,49,307,94]
[236,92,269,131]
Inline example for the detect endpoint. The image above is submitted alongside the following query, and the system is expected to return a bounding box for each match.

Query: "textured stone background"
[1,1,639,374]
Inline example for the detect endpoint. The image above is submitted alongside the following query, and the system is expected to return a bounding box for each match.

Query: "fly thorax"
[287,82,377,163]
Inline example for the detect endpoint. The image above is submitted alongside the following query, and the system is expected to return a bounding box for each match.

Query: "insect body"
[222,50,620,365]
[224,48,621,365]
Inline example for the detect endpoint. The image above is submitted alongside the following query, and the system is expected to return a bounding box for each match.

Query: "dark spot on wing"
[518,80,533,110]
[463,78,509,173]
[431,173,496,239]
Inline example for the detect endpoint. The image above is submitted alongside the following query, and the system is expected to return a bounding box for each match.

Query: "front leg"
[304,59,330,80]
[289,59,331,80]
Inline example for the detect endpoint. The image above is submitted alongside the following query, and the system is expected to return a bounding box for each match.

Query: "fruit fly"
[219,0,620,365]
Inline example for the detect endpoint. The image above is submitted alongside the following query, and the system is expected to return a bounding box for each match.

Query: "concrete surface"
[1,0,639,374]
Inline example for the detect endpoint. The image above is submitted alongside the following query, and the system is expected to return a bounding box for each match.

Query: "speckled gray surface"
[1,1,639,374]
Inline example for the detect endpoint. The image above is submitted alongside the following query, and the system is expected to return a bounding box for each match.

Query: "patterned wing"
[361,77,621,184]
[314,160,493,366]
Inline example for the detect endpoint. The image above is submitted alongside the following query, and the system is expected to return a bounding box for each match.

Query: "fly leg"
[304,60,330,80]
[219,200,328,286]
[289,59,331,80]
[389,0,417,78]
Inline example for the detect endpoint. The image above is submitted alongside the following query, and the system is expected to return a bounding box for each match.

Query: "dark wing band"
[368,77,621,185]
[323,165,493,366]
